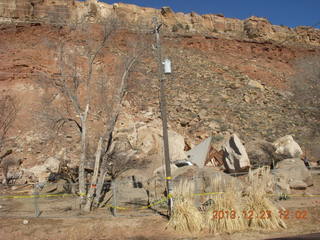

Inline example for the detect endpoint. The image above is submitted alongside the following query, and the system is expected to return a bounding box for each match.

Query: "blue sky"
[100,0,320,28]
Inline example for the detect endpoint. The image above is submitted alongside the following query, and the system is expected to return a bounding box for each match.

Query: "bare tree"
[37,14,150,210]
[0,95,18,184]
[0,95,17,157]
[90,33,151,209]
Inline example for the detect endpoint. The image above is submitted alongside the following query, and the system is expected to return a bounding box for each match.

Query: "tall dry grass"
[168,167,286,234]
[168,180,203,233]
[243,167,287,230]
[204,175,246,233]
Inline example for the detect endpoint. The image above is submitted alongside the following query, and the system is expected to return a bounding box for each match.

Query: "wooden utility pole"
[153,17,173,217]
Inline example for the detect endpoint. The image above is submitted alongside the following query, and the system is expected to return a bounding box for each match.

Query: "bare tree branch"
[0,96,18,151]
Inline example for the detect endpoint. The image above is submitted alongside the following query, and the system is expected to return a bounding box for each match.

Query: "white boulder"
[273,158,313,190]
[273,135,303,158]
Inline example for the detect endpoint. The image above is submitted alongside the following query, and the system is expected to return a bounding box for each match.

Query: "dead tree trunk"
[84,137,103,212]
[79,104,89,204]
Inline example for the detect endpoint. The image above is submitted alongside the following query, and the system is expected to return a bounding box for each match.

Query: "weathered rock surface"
[40,179,70,194]
[153,163,179,177]
[247,79,264,90]
[114,114,186,162]
[246,140,279,168]
[273,135,303,159]
[186,137,212,168]
[146,165,234,201]
[0,0,319,47]
[275,177,291,194]
[272,158,313,190]
[115,176,149,206]
[23,157,60,182]
[222,134,250,173]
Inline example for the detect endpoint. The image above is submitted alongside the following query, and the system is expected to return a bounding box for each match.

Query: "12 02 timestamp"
[212,210,308,220]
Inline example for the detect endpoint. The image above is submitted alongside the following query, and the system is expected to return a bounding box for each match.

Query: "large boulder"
[273,135,303,159]
[114,113,186,161]
[222,134,250,173]
[114,176,149,206]
[40,179,70,194]
[198,168,241,193]
[23,157,60,182]
[153,163,179,177]
[246,140,279,168]
[145,166,235,203]
[272,158,313,190]
[136,125,186,161]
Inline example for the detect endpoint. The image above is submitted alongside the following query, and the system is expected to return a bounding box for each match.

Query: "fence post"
[33,184,41,217]
[194,177,200,209]
[111,179,117,217]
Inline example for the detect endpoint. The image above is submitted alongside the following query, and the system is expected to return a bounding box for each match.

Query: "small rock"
[229,82,241,89]
[209,121,220,130]
[23,219,29,225]
[198,109,208,119]
[248,80,264,90]
[243,95,250,103]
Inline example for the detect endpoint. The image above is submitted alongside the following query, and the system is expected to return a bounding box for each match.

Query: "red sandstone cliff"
[0,0,319,47]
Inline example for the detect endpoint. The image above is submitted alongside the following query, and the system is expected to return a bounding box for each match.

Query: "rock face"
[222,134,250,173]
[273,135,303,159]
[0,0,319,47]
[273,158,313,190]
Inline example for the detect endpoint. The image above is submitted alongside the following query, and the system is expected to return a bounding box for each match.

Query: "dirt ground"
[0,171,319,240]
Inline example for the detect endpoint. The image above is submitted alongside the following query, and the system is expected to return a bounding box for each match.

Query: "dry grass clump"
[204,175,246,233]
[243,167,286,230]
[245,166,275,195]
[168,180,203,233]
[168,167,286,234]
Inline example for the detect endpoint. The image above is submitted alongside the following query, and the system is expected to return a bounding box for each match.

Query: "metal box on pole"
[163,59,171,74]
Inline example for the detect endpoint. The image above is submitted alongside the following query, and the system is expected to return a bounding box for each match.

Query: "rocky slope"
[0,0,319,182]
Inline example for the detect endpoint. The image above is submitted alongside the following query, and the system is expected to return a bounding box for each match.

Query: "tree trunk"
[79,104,89,206]
[93,57,138,207]
[83,137,103,212]
[92,128,116,208]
